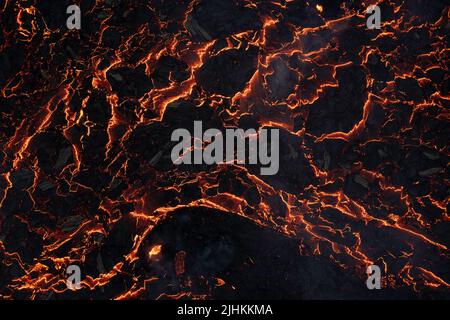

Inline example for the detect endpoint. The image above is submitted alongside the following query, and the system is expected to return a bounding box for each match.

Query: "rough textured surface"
[0,0,449,299]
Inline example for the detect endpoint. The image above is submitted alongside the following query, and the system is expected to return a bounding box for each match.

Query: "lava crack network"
[0,0,449,299]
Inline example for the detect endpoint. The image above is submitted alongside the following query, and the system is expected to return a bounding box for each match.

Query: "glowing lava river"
[0,0,449,299]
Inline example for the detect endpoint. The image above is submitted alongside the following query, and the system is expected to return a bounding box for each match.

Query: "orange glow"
[1,0,448,300]
[148,245,162,259]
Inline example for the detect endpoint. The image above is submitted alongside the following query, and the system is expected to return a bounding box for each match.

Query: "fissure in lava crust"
[0,0,449,299]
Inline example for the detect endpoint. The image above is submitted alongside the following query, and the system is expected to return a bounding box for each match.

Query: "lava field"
[0,0,449,300]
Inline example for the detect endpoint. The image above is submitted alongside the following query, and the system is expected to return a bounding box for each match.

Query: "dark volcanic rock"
[191,0,262,39]
[196,47,258,96]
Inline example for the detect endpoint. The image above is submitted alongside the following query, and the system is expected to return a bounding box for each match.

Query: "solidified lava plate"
[0,0,449,300]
